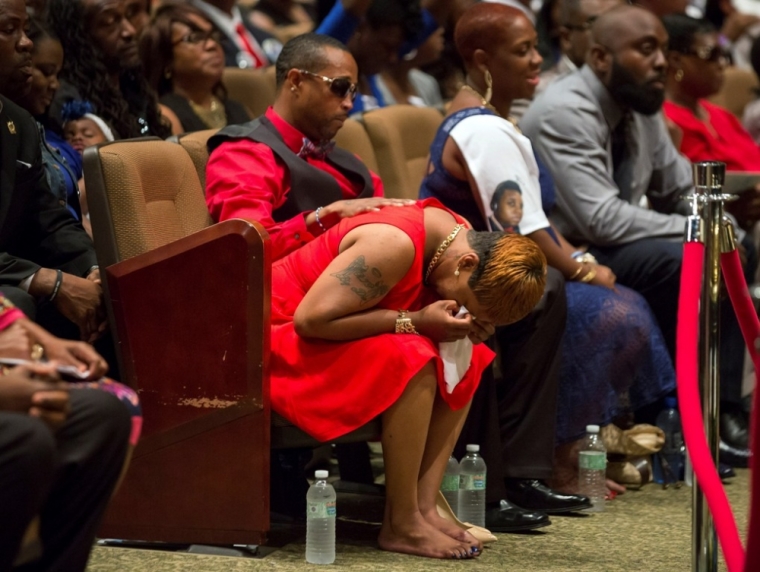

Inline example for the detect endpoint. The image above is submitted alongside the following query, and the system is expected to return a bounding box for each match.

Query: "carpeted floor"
[87,469,750,572]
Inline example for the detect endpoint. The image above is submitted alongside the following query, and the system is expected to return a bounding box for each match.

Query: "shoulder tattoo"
[330,255,389,304]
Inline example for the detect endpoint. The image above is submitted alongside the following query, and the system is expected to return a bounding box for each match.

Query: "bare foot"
[606,478,626,494]
[420,507,483,551]
[378,511,479,559]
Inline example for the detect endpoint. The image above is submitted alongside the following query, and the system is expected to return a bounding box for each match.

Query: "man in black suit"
[0,0,106,344]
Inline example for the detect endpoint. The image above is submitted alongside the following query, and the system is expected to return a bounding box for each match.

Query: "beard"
[607,59,665,116]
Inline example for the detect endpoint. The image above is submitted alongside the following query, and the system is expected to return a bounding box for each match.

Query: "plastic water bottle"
[654,397,684,484]
[305,470,336,564]
[458,444,486,527]
[578,424,607,513]
[441,456,460,517]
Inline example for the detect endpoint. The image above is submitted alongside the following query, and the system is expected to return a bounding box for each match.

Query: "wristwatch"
[395,310,419,335]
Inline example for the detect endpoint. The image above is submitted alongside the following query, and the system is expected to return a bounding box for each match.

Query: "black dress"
[160,93,251,133]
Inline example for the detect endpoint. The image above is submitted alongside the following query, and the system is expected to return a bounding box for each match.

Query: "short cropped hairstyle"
[275,33,351,88]
[490,180,522,213]
[454,2,526,65]
[467,232,546,326]
[661,14,716,55]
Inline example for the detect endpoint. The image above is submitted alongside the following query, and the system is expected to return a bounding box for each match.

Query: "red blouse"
[663,100,760,171]
[206,107,384,261]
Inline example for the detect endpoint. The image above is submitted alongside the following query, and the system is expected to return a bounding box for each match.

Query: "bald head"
[588,4,668,115]
[634,0,689,17]
[559,0,623,68]
[591,4,665,52]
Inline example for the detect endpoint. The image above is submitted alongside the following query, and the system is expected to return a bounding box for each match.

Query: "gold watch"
[395,310,419,335]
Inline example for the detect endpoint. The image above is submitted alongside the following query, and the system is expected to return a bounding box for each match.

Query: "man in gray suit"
[522,4,759,456]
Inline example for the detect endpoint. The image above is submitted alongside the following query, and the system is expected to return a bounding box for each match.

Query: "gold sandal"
[435,491,498,544]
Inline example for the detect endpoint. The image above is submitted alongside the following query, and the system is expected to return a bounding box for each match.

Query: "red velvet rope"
[720,249,760,572]
[678,242,745,572]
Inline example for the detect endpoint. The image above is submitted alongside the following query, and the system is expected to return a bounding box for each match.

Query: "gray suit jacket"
[520,65,692,246]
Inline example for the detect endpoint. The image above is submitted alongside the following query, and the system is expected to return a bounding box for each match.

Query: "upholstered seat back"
[173,128,219,191]
[333,117,380,174]
[709,66,759,118]
[362,105,443,199]
[85,139,213,265]
[222,66,277,118]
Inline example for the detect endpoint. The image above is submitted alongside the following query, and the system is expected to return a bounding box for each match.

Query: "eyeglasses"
[173,28,223,46]
[681,45,729,63]
[298,69,358,101]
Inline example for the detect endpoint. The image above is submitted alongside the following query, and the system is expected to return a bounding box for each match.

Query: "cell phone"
[0,358,91,381]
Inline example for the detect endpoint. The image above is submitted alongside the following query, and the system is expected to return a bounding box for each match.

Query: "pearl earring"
[454,268,460,277]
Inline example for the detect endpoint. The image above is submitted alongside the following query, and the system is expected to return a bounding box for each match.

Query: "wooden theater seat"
[85,137,381,546]
[362,105,443,200]
[84,138,272,545]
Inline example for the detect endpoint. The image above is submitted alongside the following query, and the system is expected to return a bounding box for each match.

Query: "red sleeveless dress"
[271,199,495,441]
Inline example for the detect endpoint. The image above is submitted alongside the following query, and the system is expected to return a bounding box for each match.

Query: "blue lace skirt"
[556,283,675,444]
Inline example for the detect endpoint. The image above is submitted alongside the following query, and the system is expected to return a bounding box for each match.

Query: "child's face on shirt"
[63,118,107,155]
[496,190,523,228]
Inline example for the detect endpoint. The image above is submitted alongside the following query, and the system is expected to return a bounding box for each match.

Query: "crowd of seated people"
[3,0,760,568]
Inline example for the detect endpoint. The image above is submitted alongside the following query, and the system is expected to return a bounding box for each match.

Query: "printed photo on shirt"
[488,180,523,234]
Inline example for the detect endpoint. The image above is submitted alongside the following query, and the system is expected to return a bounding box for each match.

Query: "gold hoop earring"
[484,69,493,104]
[675,69,684,82]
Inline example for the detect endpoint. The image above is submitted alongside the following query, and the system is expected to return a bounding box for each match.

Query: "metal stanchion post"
[691,161,729,572]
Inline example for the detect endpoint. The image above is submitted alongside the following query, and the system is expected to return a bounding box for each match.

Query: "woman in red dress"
[272,198,547,559]
[663,15,760,202]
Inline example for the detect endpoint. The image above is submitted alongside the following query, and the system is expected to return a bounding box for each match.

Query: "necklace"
[189,95,228,129]
[424,224,466,285]
[459,83,521,131]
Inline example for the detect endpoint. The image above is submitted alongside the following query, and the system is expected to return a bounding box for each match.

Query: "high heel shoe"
[436,491,498,544]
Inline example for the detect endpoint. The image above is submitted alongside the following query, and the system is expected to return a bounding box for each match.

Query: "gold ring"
[30,343,45,361]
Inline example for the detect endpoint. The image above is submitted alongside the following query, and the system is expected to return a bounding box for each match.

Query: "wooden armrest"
[104,219,271,456]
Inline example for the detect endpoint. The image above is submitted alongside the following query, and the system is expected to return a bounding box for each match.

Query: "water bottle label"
[459,474,486,491]
[579,451,607,471]
[307,501,336,519]
[441,475,459,492]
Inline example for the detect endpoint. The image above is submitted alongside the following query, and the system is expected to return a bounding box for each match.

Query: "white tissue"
[440,306,474,394]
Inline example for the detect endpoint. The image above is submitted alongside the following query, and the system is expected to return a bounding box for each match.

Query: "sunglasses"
[173,28,223,46]
[299,69,358,101]
[682,45,729,63]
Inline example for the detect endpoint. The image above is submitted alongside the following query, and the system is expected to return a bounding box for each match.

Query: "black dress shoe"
[718,462,736,479]
[484,499,550,533]
[719,439,751,469]
[504,479,592,514]
[720,410,749,449]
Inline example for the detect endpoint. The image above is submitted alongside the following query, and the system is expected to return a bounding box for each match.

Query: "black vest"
[208,116,375,222]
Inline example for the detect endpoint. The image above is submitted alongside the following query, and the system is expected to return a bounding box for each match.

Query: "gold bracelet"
[395,309,419,334]
[579,268,597,283]
[569,265,584,280]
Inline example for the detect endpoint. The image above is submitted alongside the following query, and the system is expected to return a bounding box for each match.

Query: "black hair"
[27,17,58,46]
[47,0,171,139]
[661,14,717,55]
[703,0,726,31]
[366,0,423,41]
[751,35,760,80]
[490,180,522,213]
[536,0,561,70]
[275,33,350,87]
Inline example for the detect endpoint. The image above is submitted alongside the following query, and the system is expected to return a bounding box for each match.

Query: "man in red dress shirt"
[206,33,413,261]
